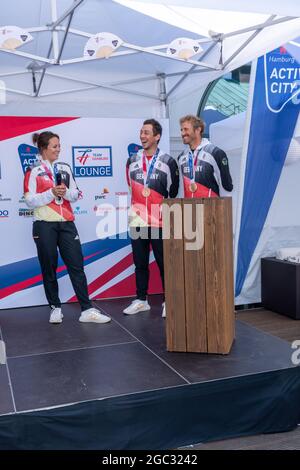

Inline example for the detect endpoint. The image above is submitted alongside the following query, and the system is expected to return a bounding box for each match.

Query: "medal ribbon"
[188,148,201,183]
[41,162,54,181]
[142,147,159,190]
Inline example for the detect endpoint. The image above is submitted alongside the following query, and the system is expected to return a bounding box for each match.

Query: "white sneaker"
[49,307,63,324]
[162,302,166,318]
[123,299,151,315]
[79,307,111,324]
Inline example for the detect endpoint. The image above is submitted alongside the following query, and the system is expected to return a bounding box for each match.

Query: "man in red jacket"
[124,119,179,317]
[178,115,233,198]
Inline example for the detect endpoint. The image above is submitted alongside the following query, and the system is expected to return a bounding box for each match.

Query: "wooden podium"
[162,197,235,354]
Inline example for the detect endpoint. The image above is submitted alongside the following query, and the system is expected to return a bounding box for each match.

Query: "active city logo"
[72,146,112,177]
[265,47,300,113]
[127,143,142,158]
[18,144,39,174]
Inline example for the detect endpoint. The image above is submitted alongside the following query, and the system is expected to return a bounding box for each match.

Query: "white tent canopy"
[117,0,300,17]
[115,0,300,76]
[1,0,300,111]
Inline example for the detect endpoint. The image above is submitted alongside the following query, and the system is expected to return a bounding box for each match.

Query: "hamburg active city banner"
[236,45,300,297]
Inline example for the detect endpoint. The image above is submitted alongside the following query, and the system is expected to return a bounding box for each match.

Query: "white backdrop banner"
[0,117,169,309]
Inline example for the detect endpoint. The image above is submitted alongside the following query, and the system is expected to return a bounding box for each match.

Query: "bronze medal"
[189,182,197,193]
[142,187,150,197]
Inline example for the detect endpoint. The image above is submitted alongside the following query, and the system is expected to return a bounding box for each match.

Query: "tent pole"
[0,49,52,64]
[47,0,84,29]
[51,0,59,62]
[222,15,295,40]
[158,73,168,118]
[43,71,159,99]
[222,15,276,69]
[56,7,75,63]
[35,0,78,95]
[45,71,157,89]
[35,42,53,96]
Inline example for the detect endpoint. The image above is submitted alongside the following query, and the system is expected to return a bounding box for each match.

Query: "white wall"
[0,67,164,119]
[1,67,207,162]
[168,83,207,138]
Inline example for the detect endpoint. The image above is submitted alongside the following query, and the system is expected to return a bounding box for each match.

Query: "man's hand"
[52,184,66,198]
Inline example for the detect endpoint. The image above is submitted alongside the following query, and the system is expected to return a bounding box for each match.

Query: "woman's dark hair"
[32,131,59,153]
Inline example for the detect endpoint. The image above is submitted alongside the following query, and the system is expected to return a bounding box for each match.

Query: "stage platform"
[0,294,299,450]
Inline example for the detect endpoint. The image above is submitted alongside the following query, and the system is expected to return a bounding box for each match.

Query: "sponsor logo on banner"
[0,193,12,202]
[127,143,142,158]
[115,191,128,196]
[73,206,88,216]
[0,209,9,218]
[19,208,34,217]
[264,46,300,113]
[18,144,39,174]
[72,146,112,177]
[94,204,114,215]
[116,194,129,210]
[95,188,109,200]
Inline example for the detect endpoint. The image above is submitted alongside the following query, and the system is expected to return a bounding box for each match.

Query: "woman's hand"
[52,184,66,198]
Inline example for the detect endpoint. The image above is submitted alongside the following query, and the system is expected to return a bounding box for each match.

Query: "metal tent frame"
[0,0,298,110]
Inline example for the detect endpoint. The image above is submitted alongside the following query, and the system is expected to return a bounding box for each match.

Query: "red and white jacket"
[178,139,233,198]
[126,148,179,228]
[24,159,79,222]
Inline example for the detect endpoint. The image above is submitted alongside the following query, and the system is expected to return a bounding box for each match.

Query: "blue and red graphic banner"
[0,117,169,309]
[236,46,300,296]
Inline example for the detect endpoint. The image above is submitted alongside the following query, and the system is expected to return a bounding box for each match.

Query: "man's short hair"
[143,119,162,137]
[179,115,205,135]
